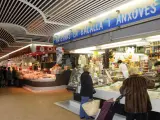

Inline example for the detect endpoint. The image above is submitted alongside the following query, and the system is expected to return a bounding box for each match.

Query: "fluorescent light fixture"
[0,44,54,60]
[70,50,93,54]
[70,39,143,53]
[0,44,32,59]
[54,0,146,36]
[136,39,150,46]
[146,35,160,42]
[115,52,147,56]
[98,39,142,49]
[33,44,53,47]
[70,46,97,54]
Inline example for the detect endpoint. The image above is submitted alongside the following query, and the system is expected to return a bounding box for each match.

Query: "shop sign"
[36,46,56,52]
[54,0,160,44]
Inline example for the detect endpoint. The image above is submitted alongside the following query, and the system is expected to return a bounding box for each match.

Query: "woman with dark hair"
[80,65,94,120]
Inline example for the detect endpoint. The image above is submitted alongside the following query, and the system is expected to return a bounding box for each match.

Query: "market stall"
[57,38,160,119]
[0,45,72,91]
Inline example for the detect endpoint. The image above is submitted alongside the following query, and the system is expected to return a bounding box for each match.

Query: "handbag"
[82,99,100,116]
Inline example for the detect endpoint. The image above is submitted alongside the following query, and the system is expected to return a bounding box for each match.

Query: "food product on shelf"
[109,81,123,91]
[148,91,160,99]
[50,64,62,74]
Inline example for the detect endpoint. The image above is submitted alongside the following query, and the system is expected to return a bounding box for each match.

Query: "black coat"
[80,72,93,98]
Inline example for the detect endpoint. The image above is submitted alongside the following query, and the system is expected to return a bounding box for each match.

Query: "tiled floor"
[0,88,79,120]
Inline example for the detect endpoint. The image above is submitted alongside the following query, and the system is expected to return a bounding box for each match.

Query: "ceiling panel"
[0,0,128,36]
[0,0,129,58]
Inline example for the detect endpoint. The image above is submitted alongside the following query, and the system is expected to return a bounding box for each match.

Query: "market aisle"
[0,88,79,120]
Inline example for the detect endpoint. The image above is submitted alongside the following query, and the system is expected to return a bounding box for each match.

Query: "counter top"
[94,87,160,113]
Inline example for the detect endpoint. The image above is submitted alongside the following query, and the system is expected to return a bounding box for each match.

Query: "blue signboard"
[54,0,160,44]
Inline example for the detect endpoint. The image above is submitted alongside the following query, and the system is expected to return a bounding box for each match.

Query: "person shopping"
[7,67,12,86]
[80,65,94,120]
[120,67,155,120]
[12,67,18,86]
[0,67,3,87]
[154,61,160,80]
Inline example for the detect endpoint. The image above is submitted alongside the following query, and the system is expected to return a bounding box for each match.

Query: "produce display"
[97,81,123,91]
[109,81,123,91]
[19,70,56,81]
[50,64,62,74]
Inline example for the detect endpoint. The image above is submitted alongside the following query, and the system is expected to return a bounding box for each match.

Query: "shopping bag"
[82,99,100,116]
[96,98,114,120]
[97,95,124,120]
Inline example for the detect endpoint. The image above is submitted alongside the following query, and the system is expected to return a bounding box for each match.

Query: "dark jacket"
[7,70,12,80]
[12,69,18,80]
[120,75,155,113]
[0,69,3,80]
[3,69,7,80]
[80,72,93,98]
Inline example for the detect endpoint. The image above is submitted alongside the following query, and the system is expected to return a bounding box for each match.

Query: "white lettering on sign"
[54,2,158,44]
[122,14,127,23]
[145,6,150,16]
[127,12,132,21]
[100,22,103,29]
[107,19,111,27]
[132,9,138,19]
[116,15,121,25]
[139,7,144,17]
[116,3,157,25]
[150,3,156,13]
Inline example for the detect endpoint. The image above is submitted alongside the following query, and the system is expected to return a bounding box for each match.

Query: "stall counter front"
[94,86,160,113]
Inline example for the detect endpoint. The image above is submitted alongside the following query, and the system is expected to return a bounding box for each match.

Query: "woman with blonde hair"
[80,65,94,119]
[120,67,155,120]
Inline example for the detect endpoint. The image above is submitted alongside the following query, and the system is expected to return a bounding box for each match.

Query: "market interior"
[0,0,160,120]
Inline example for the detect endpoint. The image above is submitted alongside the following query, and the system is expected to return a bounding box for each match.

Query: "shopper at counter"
[0,67,4,87]
[80,65,94,120]
[117,60,129,79]
[12,67,19,86]
[3,67,7,87]
[7,67,12,86]
[154,61,160,88]
[154,61,160,76]
[120,67,155,120]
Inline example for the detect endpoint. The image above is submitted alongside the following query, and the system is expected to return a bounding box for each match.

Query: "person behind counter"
[154,61,160,88]
[120,67,155,120]
[117,60,129,79]
[80,65,94,120]
[154,61,160,74]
